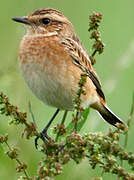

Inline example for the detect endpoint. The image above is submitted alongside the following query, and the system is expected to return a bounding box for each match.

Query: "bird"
[12,8,124,142]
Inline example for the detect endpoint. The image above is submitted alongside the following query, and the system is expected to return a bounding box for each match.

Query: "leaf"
[56,108,90,142]
[66,108,90,135]
[77,108,90,132]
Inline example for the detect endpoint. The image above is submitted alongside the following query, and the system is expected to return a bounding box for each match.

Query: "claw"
[35,136,39,149]
[34,131,50,149]
[34,109,60,149]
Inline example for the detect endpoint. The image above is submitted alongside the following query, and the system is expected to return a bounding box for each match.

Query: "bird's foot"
[35,130,51,148]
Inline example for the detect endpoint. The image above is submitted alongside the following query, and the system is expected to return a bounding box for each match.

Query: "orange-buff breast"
[19,35,98,110]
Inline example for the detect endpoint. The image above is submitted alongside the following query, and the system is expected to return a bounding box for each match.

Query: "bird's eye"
[42,18,50,25]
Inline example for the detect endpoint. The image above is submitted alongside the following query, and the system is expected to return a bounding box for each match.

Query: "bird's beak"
[12,17,31,25]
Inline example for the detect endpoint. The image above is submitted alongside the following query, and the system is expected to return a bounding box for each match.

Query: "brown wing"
[61,37,105,101]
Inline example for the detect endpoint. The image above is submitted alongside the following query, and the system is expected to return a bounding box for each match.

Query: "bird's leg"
[35,108,60,148]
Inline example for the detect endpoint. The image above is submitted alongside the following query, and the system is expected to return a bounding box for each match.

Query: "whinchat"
[12,8,124,135]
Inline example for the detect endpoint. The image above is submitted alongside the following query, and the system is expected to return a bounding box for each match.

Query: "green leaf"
[77,108,90,132]
[56,108,90,142]
[66,108,90,135]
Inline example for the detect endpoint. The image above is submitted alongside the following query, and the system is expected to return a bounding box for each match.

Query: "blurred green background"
[0,0,134,179]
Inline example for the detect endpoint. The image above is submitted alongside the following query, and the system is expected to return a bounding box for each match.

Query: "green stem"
[5,141,30,180]
[74,111,79,133]
[117,93,134,180]
[16,159,30,180]
[28,101,36,126]
[121,92,134,167]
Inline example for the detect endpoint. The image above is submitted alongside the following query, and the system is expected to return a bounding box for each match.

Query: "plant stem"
[121,93,134,164]
[124,93,134,148]
[74,111,79,133]
[16,159,30,180]
[5,141,30,180]
[92,49,97,57]
[28,101,36,126]
[117,93,134,180]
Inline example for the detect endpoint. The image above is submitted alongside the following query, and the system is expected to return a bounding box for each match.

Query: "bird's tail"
[97,103,124,127]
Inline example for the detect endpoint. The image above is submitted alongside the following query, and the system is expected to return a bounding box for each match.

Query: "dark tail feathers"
[99,104,124,127]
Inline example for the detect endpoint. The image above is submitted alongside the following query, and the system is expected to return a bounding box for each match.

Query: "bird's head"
[12,8,74,37]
